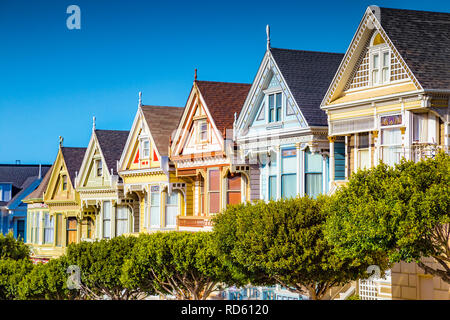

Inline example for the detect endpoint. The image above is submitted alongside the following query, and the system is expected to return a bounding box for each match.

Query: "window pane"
[381,128,401,145]
[276,93,282,121]
[282,149,297,173]
[209,192,220,213]
[227,174,241,191]
[269,94,274,122]
[373,54,379,68]
[55,214,62,246]
[150,191,161,227]
[358,149,370,169]
[116,207,128,237]
[358,132,369,148]
[166,192,178,227]
[281,174,297,199]
[306,173,322,198]
[268,176,277,200]
[382,52,389,67]
[209,169,220,191]
[305,151,323,172]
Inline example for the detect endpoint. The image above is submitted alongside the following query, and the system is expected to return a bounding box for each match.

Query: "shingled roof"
[61,147,87,185]
[0,164,51,188]
[378,7,450,91]
[195,80,251,133]
[141,106,184,156]
[23,165,53,202]
[95,130,129,175]
[270,48,344,127]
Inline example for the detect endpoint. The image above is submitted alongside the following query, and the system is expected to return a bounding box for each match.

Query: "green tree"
[65,236,141,299]
[213,197,366,300]
[122,231,237,300]
[18,256,75,300]
[324,152,450,284]
[0,232,30,260]
[0,258,33,300]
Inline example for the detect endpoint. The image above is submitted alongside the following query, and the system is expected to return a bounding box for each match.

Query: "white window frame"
[141,139,150,158]
[369,40,390,87]
[356,132,371,170]
[198,120,208,143]
[96,159,103,177]
[265,90,283,124]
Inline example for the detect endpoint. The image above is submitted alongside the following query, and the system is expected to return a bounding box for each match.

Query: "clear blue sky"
[0,0,448,164]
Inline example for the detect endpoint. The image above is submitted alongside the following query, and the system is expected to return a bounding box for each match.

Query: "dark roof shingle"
[195,81,251,134]
[141,106,184,156]
[23,165,53,201]
[270,48,344,127]
[379,7,450,90]
[61,147,87,185]
[95,130,129,175]
[0,164,51,188]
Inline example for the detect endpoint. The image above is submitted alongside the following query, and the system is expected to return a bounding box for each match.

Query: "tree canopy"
[213,196,367,300]
[324,152,450,284]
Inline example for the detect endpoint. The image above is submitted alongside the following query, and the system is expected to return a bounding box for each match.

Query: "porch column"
[275,146,281,200]
[328,136,336,184]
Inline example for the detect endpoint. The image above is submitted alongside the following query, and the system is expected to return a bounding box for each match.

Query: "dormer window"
[369,32,390,86]
[142,140,150,158]
[96,159,102,177]
[199,120,208,142]
[268,92,282,123]
[62,175,68,190]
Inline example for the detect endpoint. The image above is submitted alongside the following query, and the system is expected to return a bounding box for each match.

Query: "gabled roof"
[6,176,39,208]
[60,147,87,184]
[270,48,344,126]
[378,7,450,91]
[23,165,53,202]
[141,105,184,156]
[195,80,251,133]
[0,164,51,188]
[95,130,129,175]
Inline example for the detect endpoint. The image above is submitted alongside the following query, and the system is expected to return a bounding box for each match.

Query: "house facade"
[235,44,345,201]
[118,103,186,233]
[0,164,51,241]
[170,80,251,231]
[29,144,87,259]
[321,6,450,300]
[75,127,131,241]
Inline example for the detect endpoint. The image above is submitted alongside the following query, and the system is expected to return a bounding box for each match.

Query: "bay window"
[381,127,402,166]
[150,186,161,228]
[305,150,323,198]
[116,206,129,236]
[43,213,54,244]
[102,201,111,239]
[281,148,297,199]
[165,192,178,228]
[357,132,371,170]
[208,169,220,214]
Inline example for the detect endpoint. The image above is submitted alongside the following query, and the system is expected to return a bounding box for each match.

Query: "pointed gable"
[141,105,184,156]
[23,165,53,202]
[95,130,130,175]
[195,81,251,134]
[270,48,344,126]
[61,147,87,185]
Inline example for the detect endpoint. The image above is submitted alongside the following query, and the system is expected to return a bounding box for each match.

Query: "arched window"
[226,173,242,206]
[369,32,390,86]
[165,191,179,228]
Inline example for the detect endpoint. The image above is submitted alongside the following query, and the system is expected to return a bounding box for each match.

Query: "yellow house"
[118,99,186,233]
[170,79,251,231]
[31,143,87,258]
[23,165,54,262]
[75,124,132,240]
[321,6,449,300]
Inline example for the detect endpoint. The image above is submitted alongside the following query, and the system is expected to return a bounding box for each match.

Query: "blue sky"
[0,0,448,164]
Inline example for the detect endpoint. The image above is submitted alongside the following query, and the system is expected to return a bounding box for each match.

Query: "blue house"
[234,30,346,200]
[0,164,51,240]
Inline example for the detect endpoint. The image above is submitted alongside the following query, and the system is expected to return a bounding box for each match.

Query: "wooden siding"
[249,164,260,201]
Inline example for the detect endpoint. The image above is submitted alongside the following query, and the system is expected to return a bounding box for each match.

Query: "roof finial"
[194,68,197,82]
[138,91,142,107]
[266,24,270,51]
[92,116,96,131]
[59,136,64,147]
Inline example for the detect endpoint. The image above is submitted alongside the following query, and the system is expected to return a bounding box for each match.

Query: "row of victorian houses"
[7,6,449,300]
